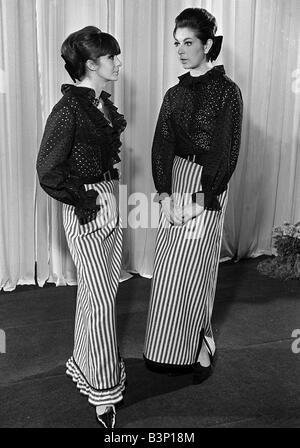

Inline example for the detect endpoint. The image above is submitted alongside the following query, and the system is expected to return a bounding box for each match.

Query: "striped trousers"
[62,180,126,406]
[144,156,228,367]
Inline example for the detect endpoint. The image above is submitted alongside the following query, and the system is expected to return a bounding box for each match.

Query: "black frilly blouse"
[152,65,243,210]
[36,84,126,223]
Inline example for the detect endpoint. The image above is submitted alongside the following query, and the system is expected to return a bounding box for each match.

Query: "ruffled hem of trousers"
[66,356,126,406]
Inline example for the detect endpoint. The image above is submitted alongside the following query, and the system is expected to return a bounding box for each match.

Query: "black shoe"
[193,333,214,384]
[193,363,213,385]
[96,406,116,428]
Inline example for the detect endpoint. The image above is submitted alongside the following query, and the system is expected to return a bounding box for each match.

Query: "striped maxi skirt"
[144,156,228,367]
[62,179,126,406]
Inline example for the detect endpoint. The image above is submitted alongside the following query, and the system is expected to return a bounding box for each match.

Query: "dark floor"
[0,258,300,428]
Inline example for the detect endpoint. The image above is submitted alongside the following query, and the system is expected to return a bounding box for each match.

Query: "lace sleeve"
[37,105,99,212]
[152,89,175,196]
[200,83,243,210]
[214,84,243,189]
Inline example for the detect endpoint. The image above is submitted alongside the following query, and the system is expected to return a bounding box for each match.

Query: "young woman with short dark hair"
[37,26,126,428]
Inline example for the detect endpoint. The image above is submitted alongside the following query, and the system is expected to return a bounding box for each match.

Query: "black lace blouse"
[36,84,126,223]
[152,65,243,210]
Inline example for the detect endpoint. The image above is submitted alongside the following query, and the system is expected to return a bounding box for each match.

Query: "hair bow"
[209,36,223,61]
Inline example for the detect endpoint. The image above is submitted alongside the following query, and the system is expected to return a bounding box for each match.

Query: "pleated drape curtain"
[0,0,299,291]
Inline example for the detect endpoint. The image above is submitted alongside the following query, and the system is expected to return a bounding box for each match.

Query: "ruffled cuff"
[202,191,221,211]
[191,191,204,207]
[75,207,100,225]
[75,189,100,225]
[77,188,99,209]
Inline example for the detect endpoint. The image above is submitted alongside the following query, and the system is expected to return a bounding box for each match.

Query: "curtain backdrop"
[0,0,299,291]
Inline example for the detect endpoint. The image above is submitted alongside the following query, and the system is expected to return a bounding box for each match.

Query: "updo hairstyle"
[61,26,121,82]
[174,8,222,62]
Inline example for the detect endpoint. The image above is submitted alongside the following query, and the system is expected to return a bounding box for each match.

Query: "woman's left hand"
[173,202,204,225]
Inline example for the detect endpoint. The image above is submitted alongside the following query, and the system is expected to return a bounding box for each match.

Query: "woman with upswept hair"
[144,8,243,384]
[37,26,126,428]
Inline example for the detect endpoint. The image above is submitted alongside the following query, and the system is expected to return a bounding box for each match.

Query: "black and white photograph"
[0,0,300,431]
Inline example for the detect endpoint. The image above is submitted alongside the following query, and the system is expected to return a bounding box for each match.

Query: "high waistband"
[177,154,204,166]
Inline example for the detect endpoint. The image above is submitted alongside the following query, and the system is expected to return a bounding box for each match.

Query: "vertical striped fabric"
[63,180,126,406]
[144,156,228,367]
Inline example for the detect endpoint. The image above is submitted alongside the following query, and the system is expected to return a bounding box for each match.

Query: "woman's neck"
[190,61,213,77]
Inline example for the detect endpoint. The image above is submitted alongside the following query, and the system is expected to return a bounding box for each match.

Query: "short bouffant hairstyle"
[174,8,220,62]
[61,26,121,82]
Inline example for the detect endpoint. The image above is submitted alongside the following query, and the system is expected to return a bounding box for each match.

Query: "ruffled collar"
[178,65,225,86]
[61,84,126,165]
[61,84,111,107]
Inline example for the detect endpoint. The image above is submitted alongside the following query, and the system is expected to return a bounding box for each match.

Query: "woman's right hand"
[161,197,205,226]
[160,197,182,225]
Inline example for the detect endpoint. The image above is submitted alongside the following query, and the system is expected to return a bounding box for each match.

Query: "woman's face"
[93,54,122,82]
[174,27,208,70]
